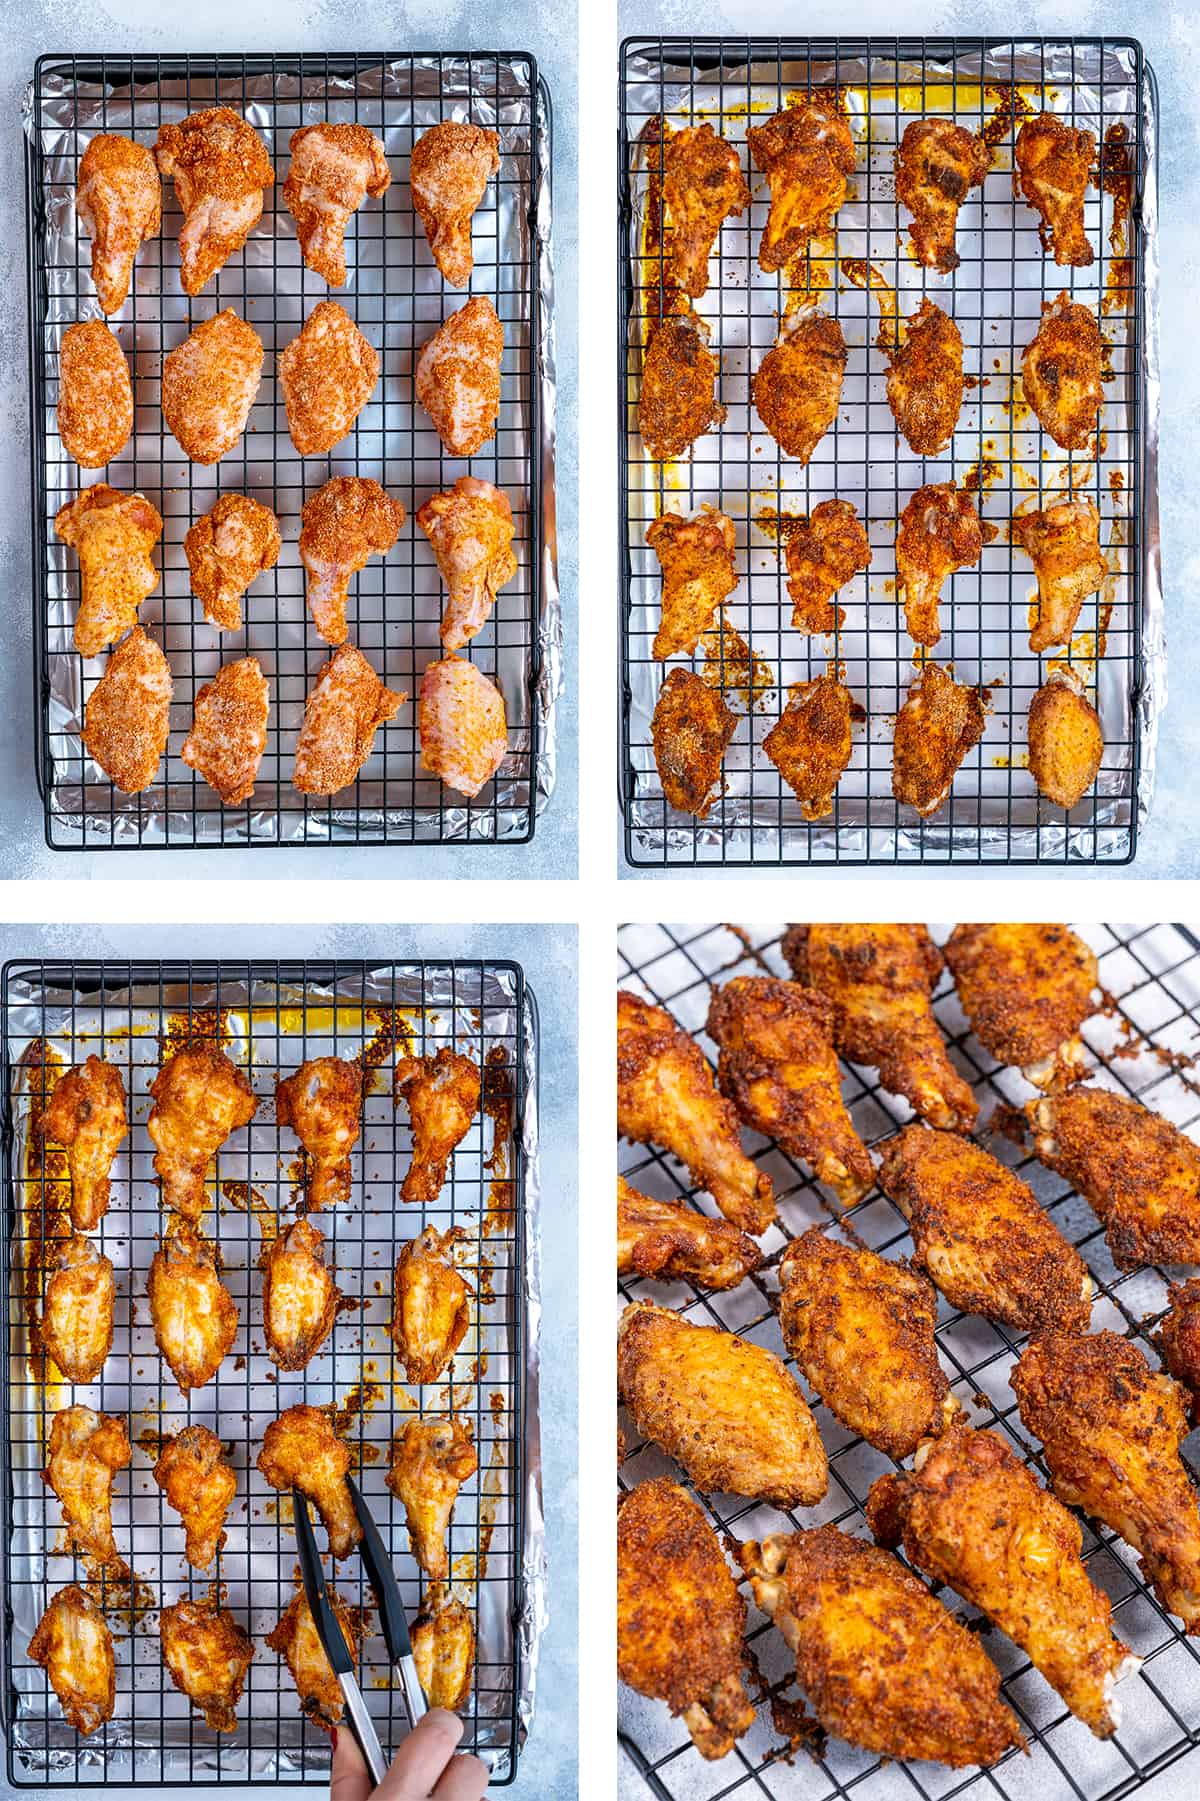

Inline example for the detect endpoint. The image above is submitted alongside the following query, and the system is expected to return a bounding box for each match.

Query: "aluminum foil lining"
[24,57,560,846]
[623,40,1163,864]
[2,962,544,1783]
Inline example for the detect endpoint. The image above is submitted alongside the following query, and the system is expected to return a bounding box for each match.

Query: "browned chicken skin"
[148,1044,257,1219]
[650,668,736,820]
[618,1300,827,1507]
[1015,114,1096,267]
[655,120,749,299]
[944,923,1099,1084]
[163,309,265,465]
[618,1479,755,1761]
[1022,293,1104,450]
[892,662,987,819]
[276,1056,362,1211]
[747,103,856,272]
[55,485,162,660]
[639,313,725,461]
[784,499,870,634]
[1157,1280,1200,1421]
[83,626,173,794]
[42,1055,128,1231]
[155,107,273,295]
[257,1405,361,1560]
[886,300,965,456]
[617,989,774,1234]
[298,477,405,647]
[1012,1330,1200,1632]
[77,133,161,315]
[392,1226,473,1386]
[387,1416,478,1580]
[1014,497,1108,653]
[42,1404,131,1574]
[896,482,987,648]
[185,493,281,633]
[160,1595,254,1731]
[742,1526,1023,1766]
[779,1228,955,1459]
[646,508,737,661]
[415,295,503,458]
[763,676,854,821]
[40,1234,114,1385]
[754,308,847,463]
[280,301,379,457]
[180,657,270,807]
[895,119,991,274]
[411,1587,474,1710]
[868,1419,1138,1736]
[293,643,407,797]
[29,1585,116,1737]
[267,1584,365,1731]
[148,1219,238,1394]
[1028,668,1104,807]
[394,1048,480,1205]
[617,1176,762,1291]
[153,1424,237,1570]
[418,477,518,651]
[410,121,500,288]
[284,123,390,286]
[260,1217,342,1371]
[58,320,133,470]
[417,656,508,799]
[706,976,872,1205]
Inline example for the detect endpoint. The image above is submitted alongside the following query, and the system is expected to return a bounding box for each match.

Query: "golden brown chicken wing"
[617,1300,827,1507]
[639,312,725,461]
[155,107,273,295]
[650,668,736,821]
[153,1424,237,1570]
[1012,1330,1200,1632]
[886,300,964,457]
[617,1177,762,1291]
[655,120,749,299]
[392,1226,473,1386]
[646,508,737,661]
[55,485,162,660]
[29,1586,116,1737]
[896,482,986,648]
[877,1124,1092,1332]
[747,103,855,272]
[784,499,870,634]
[1022,293,1104,450]
[293,643,407,797]
[618,1478,755,1761]
[1014,497,1108,653]
[185,493,281,633]
[58,320,133,470]
[944,923,1098,1086]
[276,1057,362,1211]
[298,477,405,646]
[83,627,173,795]
[1028,668,1103,807]
[257,1404,361,1560]
[260,1217,342,1371]
[267,1582,365,1731]
[412,1587,474,1711]
[417,656,508,799]
[1015,114,1095,267]
[284,123,390,286]
[42,1055,128,1231]
[410,121,500,288]
[40,1234,114,1385]
[42,1404,131,1574]
[394,1049,479,1205]
[1157,1280,1200,1421]
[779,1228,955,1458]
[387,1416,478,1580]
[415,295,503,457]
[162,309,265,465]
[753,308,847,464]
[867,1419,1138,1736]
[895,119,991,274]
[159,1594,254,1731]
[148,1220,238,1395]
[418,477,518,651]
[180,656,270,807]
[280,300,379,457]
[77,133,161,315]
[892,662,987,818]
[148,1044,257,1219]
[763,676,853,821]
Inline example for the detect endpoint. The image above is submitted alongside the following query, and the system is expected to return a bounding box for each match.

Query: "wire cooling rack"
[619,39,1158,868]
[0,958,535,1786]
[25,53,553,851]
[617,922,1200,1801]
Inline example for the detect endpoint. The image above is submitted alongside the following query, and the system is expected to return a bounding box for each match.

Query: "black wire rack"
[619,39,1155,868]
[617,922,1200,1800]
[0,957,534,1786]
[25,53,550,851]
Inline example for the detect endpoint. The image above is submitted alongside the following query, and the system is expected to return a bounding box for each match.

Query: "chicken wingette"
[639,313,725,462]
[891,662,987,819]
[42,1055,128,1231]
[1028,669,1104,808]
[753,308,847,465]
[646,507,738,660]
[886,300,964,458]
[260,1217,342,1371]
[762,675,854,822]
[40,1234,114,1384]
[411,1587,474,1712]
[148,1220,238,1394]
[28,1585,116,1737]
[650,668,737,820]
[1022,293,1104,450]
[392,1225,473,1386]
[387,1415,478,1580]
[267,1582,365,1731]
[944,922,1099,1087]
[159,1595,254,1732]
[617,1176,762,1291]
[783,498,870,635]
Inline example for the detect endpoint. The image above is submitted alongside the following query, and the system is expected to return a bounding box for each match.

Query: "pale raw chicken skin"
[77,134,161,315]
[155,107,274,295]
[410,120,500,287]
[181,656,270,806]
[185,493,281,632]
[83,626,173,794]
[415,296,503,457]
[298,476,405,644]
[279,300,379,455]
[58,321,133,469]
[418,656,507,798]
[284,123,390,286]
[56,485,162,659]
[417,477,517,650]
[162,310,265,465]
[293,643,407,796]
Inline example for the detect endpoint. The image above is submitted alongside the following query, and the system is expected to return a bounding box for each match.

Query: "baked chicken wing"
[180,656,270,807]
[29,1585,116,1737]
[1014,497,1108,653]
[410,120,500,288]
[58,320,133,470]
[162,308,265,464]
[280,300,379,456]
[387,1415,478,1580]
[267,1583,365,1731]
[40,1234,115,1385]
[160,1595,254,1731]
[276,1057,362,1211]
[617,1176,762,1291]
[784,498,870,635]
[77,133,161,314]
[257,1404,360,1560]
[886,299,964,458]
[753,308,847,464]
[1015,114,1096,267]
[55,484,162,660]
[944,922,1098,1086]
[763,676,853,821]
[83,626,173,795]
[646,508,737,661]
[153,1424,237,1570]
[896,482,986,648]
[412,1587,474,1711]
[1157,1280,1200,1421]
[650,668,736,820]
[42,1055,128,1231]
[148,1044,257,1219]
[747,103,855,271]
[417,656,507,799]
[298,476,405,646]
[895,119,991,274]
[639,312,725,461]
[617,1300,827,1507]
[185,493,281,633]
[655,120,749,299]
[394,1049,480,1205]
[1028,668,1104,807]
[892,661,987,819]
[415,295,503,457]
[148,1220,238,1394]
[155,107,273,295]
[42,1404,131,1573]
[392,1226,473,1386]
[1022,293,1104,450]
[418,477,518,652]
[293,643,407,796]
[260,1217,342,1371]
[284,123,390,286]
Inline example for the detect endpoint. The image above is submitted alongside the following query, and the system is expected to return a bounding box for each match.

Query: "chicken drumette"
[153,1424,237,1570]
[257,1405,361,1560]
[896,482,987,648]
[83,627,173,795]
[886,300,964,457]
[1157,1280,1200,1421]
[639,313,725,462]
[276,1057,362,1211]
[412,1588,474,1711]
[417,656,507,799]
[394,1049,480,1205]
[42,1055,128,1232]
[180,657,270,808]
[1022,293,1104,450]
[298,476,405,646]
[650,668,737,821]
[77,133,161,315]
[29,1585,116,1737]
[148,1044,257,1219]
[892,662,987,819]
[645,508,737,661]
[617,1177,762,1291]
[944,922,1099,1086]
[747,102,856,272]
[40,1234,115,1385]
[410,120,500,288]
[185,493,281,633]
[418,477,518,652]
[58,320,133,470]
[284,123,390,286]
[260,1217,342,1371]
[784,498,870,635]
[753,308,847,464]
[1014,497,1108,654]
[763,676,854,822]
[55,485,162,660]
[163,309,265,465]
[155,107,273,295]
[392,1226,473,1386]
[655,120,749,299]
[280,301,379,457]
[293,643,407,797]
[160,1595,255,1732]
[267,1583,365,1732]
[895,119,991,273]
[42,1404,131,1574]
[1028,668,1104,808]
[148,1220,238,1395]
[415,295,503,457]
[387,1416,478,1580]
[1015,113,1096,267]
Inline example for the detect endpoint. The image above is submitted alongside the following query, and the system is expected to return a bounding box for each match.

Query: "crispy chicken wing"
[42,1055,128,1231]
[29,1584,116,1737]
[1014,497,1108,653]
[617,1177,762,1291]
[40,1234,114,1385]
[895,120,990,273]
[185,493,281,633]
[58,320,133,470]
[418,477,518,651]
[394,1049,479,1205]
[944,923,1098,1086]
[181,656,270,806]
[260,1217,342,1371]
[617,1300,827,1507]
[707,975,872,1205]
[410,120,500,288]
[747,103,855,272]
[257,1404,360,1560]
[56,485,162,660]
[639,312,725,461]
[763,676,853,821]
[886,300,964,457]
[415,295,502,458]
[646,508,737,661]
[276,1057,361,1212]
[162,309,264,465]
[77,133,161,315]
[877,1124,1092,1332]
[392,1226,473,1386]
[1012,1330,1200,1632]
[656,120,749,299]
[868,1419,1138,1736]
[780,1228,955,1458]
[618,1478,755,1761]
[153,1424,237,1570]
[1015,114,1095,267]
[267,1582,365,1731]
[160,1595,254,1731]
[298,476,405,646]
[148,1044,257,1219]
[280,300,378,456]
[284,123,390,286]
[618,989,773,1233]
[1022,293,1104,450]
[83,626,173,794]
[892,662,987,819]
[387,1416,477,1580]
[1157,1280,1200,1421]
[293,643,406,796]
[896,482,986,648]
[148,1220,238,1394]
[650,668,736,821]
[743,1526,1022,1766]
[782,924,977,1130]
[155,107,273,295]
[1028,668,1104,807]
[417,655,507,799]
[753,308,847,464]
[42,1404,131,1573]
[412,1587,473,1711]
[784,499,870,634]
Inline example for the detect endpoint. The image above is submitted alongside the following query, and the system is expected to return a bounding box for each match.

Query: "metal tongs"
[293,1476,427,1786]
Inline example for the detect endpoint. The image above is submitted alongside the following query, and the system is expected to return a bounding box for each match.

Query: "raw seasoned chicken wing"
[412,1587,474,1711]
[257,1404,361,1560]
[895,118,990,273]
[155,107,273,295]
[40,1234,115,1385]
[160,1595,254,1731]
[944,922,1098,1085]
[747,103,855,271]
[1022,293,1104,450]
[181,656,270,807]
[415,295,503,457]
[417,656,507,799]
[410,120,500,288]
[391,1226,473,1386]
[886,299,964,457]
[148,1044,257,1219]
[153,1424,237,1570]
[275,1057,362,1211]
[639,312,725,461]
[29,1585,116,1737]
[655,120,749,299]
[260,1218,342,1371]
[42,1055,128,1231]
[753,308,847,464]
[394,1048,480,1205]
[892,662,987,819]
[1015,113,1095,267]
[418,477,518,651]
[56,484,162,660]
[646,508,737,661]
[267,1583,365,1731]
[148,1219,238,1394]
[42,1404,131,1574]
[617,1177,762,1291]
[185,493,281,633]
[284,123,390,286]
[280,300,378,456]
[58,320,133,470]
[1014,497,1108,653]
[299,476,405,646]
[763,676,853,821]
[163,309,265,465]
[77,133,161,314]
[83,626,173,794]
[650,668,736,821]
[293,643,406,796]
[1028,668,1104,807]
[387,1415,477,1580]
[784,498,870,635]
[896,482,987,648]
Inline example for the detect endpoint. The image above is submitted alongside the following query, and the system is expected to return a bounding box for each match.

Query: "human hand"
[330,1709,489,1800]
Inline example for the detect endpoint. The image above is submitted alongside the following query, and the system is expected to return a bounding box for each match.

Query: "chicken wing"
[746,103,855,272]
[40,1234,114,1385]
[650,668,736,821]
[284,123,390,286]
[148,1044,257,1219]
[155,107,274,295]
[267,1583,365,1731]
[42,1404,131,1573]
[617,1300,827,1507]
[895,120,991,274]
[412,1587,474,1711]
[42,1055,128,1231]
[944,923,1098,1086]
[181,656,270,807]
[159,1595,254,1731]
[162,309,264,465]
[618,1478,755,1761]
[1015,114,1096,267]
[763,676,853,821]
[418,477,518,651]
[28,1585,116,1737]
[153,1424,237,1570]
[391,1226,473,1386]
[1157,1280,1200,1421]
[779,1228,955,1458]
[784,498,870,635]
[417,656,507,798]
[260,1217,342,1371]
[877,1124,1092,1333]
[896,482,986,648]
[279,300,379,456]
[1014,497,1108,653]
[753,308,847,464]
[1028,668,1104,808]
[58,320,133,470]
[293,643,407,796]
[639,312,725,461]
[646,508,737,661]
[1026,1083,1200,1269]
[1012,1329,1200,1632]
[410,120,500,288]
[298,476,405,646]
[1022,293,1104,450]
[706,975,872,1205]
[276,1057,361,1211]
[185,493,281,633]
[742,1526,1022,1766]
[617,1177,762,1291]
[892,662,987,818]
[55,485,162,660]
[886,300,964,457]
[656,120,749,299]
[415,295,503,457]
[83,626,173,794]
[257,1404,361,1560]
[867,1419,1138,1736]
[617,989,773,1233]
[148,1220,238,1394]
[394,1049,480,1205]
[77,133,161,315]
[387,1415,478,1579]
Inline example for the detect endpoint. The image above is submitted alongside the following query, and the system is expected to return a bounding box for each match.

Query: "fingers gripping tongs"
[293,1476,427,1785]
